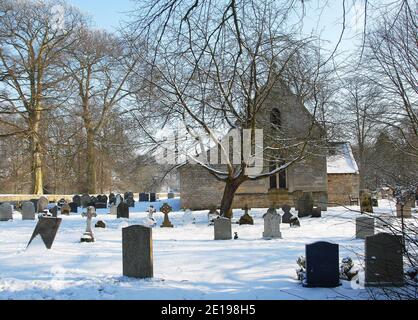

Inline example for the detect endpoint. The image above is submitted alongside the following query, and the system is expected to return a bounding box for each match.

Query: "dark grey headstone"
[0,203,13,221]
[356,216,374,239]
[21,201,36,220]
[95,202,107,209]
[69,202,78,213]
[117,202,129,219]
[37,196,49,213]
[122,225,153,279]
[311,207,322,218]
[49,206,58,218]
[365,233,404,287]
[150,193,157,202]
[304,241,340,288]
[297,193,314,217]
[214,217,232,240]
[125,197,135,208]
[80,194,91,208]
[109,193,116,205]
[72,195,81,207]
[282,205,292,224]
[168,192,175,199]
[27,217,62,249]
[139,193,150,202]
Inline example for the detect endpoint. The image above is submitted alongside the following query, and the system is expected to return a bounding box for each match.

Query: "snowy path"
[0,200,406,300]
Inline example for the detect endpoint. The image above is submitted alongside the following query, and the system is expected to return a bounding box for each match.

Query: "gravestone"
[88,196,98,208]
[110,204,117,216]
[263,208,282,239]
[117,202,129,219]
[290,216,301,228]
[208,207,220,225]
[297,192,314,218]
[168,192,175,199]
[150,193,157,202]
[311,207,322,218]
[72,195,81,207]
[239,207,254,225]
[95,220,106,229]
[139,193,150,202]
[124,191,134,200]
[57,198,66,208]
[214,217,232,240]
[97,195,108,205]
[281,205,292,224]
[21,201,36,220]
[356,216,375,239]
[0,203,13,221]
[122,225,153,279]
[125,197,135,208]
[304,241,340,288]
[115,194,123,207]
[27,216,62,249]
[360,189,373,213]
[80,194,91,208]
[365,233,404,287]
[61,203,71,216]
[49,206,58,218]
[109,193,116,205]
[95,202,107,209]
[372,198,379,207]
[160,203,173,228]
[81,206,96,243]
[69,202,78,214]
[396,204,412,219]
[37,196,49,213]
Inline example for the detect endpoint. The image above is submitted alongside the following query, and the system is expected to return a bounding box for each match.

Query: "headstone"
[110,204,117,216]
[0,203,13,221]
[108,193,116,205]
[208,207,220,225]
[97,195,108,205]
[372,198,379,207]
[81,206,96,243]
[365,233,404,287]
[160,203,173,228]
[356,216,375,239]
[168,192,175,199]
[311,207,322,218]
[95,202,107,209]
[80,194,91,208]
[125,197,135,208]
[72,195,81,207]
[95,220,106,229]
[21,201,36,220]
[57,198,66,208]
[290,216,301,228]
[30,199,39,210]
[263,208,282,239]
[139,193,150,202]
[88,196,98,208]
[124,191,134,200]
[69,202,78,214]
[239,207,254,225]
[37,196,49,213]
[304,241,340,288]
[115,194,123,207]
[396,204,412,219]
[150,193,157,202]
[214,217,232,240]
[117,202,129,219]
[360,189,373,213]
[281,205,292,224]
[297,192,314,217]
[61,203,71,216]
[49,206,58,218]
[122,225,153,279]
[27,216,62,249]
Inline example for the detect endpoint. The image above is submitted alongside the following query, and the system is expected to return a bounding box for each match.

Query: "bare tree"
[0,0,84,194]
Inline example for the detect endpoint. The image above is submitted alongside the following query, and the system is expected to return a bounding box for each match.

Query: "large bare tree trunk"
[220,177,246,219]
[86,128,97,194]
[30,109,44,195]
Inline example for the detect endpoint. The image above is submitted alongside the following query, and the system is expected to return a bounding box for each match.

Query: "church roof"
[327,142,359,174]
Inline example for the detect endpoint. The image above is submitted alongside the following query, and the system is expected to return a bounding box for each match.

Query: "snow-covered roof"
[327,142,359,174]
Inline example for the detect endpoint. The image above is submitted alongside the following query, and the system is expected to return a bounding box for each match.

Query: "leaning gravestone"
[263,208,282,239]
[27,216,62,249]
[365,233,404,287]
[123,225,153,279]
[117,202,129,219]
[281,205,292,224]
[37,196,49,213]
[214,217,232,240]
[21,201,36,220]
[304,241,340,288]
[80,194,91,208]
[297,192,314,218]
[356,216,375,239]
[0,203,13,221]
[360,189,373,213]
[160,203,174,228]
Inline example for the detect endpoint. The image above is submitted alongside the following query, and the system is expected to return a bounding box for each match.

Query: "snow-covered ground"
[0,199,414,300]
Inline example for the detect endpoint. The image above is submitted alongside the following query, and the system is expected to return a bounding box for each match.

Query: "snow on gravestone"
[304,241,340,288]
[263,208,282,239]
[355,216,375,239]
[21,201,36,220]
[214,217,232,240]
[122,225,153,279]
[27,216,62,249]
[0,203,13,221]
[365,233,404,287]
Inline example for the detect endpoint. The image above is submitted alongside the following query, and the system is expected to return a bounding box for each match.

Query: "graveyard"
[0,196,416,300]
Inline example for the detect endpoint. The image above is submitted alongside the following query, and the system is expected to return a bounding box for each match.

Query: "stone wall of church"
[327,173,360,206]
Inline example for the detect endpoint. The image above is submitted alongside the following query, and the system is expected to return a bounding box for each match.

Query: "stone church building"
[179,81,359,211]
